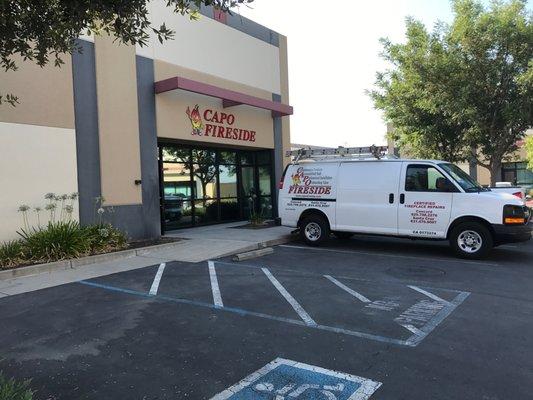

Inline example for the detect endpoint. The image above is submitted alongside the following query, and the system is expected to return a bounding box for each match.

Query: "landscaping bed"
[0,222,180,271]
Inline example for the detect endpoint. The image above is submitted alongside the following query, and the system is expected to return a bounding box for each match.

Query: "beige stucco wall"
[155,60,275,149]
[156,89,274,149]
[0,56,74,129]
[0,122,79,242]
[137,0,281,94]
[279,35,292,167]
[94,34,142,206]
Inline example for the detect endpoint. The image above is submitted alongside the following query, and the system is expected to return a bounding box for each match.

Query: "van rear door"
[397,162,455,238]
[336,161,401,234]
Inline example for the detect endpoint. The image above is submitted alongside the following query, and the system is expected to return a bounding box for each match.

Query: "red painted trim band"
[154,76,293,117]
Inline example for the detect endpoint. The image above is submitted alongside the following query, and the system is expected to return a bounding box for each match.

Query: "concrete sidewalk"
[0,222,295,297]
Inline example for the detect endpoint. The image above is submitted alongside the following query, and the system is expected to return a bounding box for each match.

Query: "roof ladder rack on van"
[286,145,391,163]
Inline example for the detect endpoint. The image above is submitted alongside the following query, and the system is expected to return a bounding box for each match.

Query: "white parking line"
[279,244,501,266]
[408,285,450,304]
[262,268,317,326]
[149,263,166,296]
[324,275,371,303]
[208,261,224,308]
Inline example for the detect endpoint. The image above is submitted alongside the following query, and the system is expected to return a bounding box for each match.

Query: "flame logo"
[291,167,304,185]
[186,104,204,135]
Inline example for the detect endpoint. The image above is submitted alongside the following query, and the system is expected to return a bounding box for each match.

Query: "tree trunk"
[490,159,503,186]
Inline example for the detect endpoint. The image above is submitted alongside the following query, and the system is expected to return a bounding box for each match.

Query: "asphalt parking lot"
[1,235,532,399]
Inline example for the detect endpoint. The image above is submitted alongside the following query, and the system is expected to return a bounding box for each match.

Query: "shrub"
[0,373,33,400]
[18,221,91,262]
[83,224,128,253]
[0,240,24,269]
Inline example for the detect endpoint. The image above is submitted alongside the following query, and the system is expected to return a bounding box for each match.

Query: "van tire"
[333,231,354,240]
[449,222,493,259]
[300,215,329,246]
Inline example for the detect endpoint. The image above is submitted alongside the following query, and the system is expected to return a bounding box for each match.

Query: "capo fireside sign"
[185,104,257,143]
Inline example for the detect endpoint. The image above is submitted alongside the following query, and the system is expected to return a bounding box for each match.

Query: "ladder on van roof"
[286,145,390,163]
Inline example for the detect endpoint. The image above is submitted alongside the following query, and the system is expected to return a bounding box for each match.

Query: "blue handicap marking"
[211,358,382,400]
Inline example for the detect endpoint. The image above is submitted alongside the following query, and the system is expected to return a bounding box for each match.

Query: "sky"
[236,0,531,148]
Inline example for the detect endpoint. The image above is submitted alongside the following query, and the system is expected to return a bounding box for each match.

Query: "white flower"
[97,208,105,215]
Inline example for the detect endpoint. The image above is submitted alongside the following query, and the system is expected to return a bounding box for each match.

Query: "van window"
[405,165,456,192]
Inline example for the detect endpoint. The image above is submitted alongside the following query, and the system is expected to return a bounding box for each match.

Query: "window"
[502,162,533,190]
[405,165,457,192]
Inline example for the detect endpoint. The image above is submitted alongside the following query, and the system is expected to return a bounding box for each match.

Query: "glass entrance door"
[159,144,274,232]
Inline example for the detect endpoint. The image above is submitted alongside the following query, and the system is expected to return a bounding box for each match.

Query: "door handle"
[389,193,394,204]
[400,193,405,204]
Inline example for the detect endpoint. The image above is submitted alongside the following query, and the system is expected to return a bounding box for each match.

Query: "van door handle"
[400,193,405,204]
[389,193,394,204]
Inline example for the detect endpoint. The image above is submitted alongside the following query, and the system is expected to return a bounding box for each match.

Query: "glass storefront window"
[259,196,273,218]
[502,162,533,189]
[258,166,272,196]
[163,147,191,163]
[192,163,217,200]
[241,166,256,197]
[219,165,238,198]
[241,152,255,165]
[219,151,237,165]
[159,144,275,231]
[162,162,193,230]
[220,198,240,221]
[257,150,271,165]
[193,148,216,164]
[194,199,218,225]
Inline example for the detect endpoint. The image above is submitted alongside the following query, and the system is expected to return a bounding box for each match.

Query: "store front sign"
[186,104,256,143]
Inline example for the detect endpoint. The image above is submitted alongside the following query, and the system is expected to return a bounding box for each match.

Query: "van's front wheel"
[449,222,493,259]
[300,215,329,246]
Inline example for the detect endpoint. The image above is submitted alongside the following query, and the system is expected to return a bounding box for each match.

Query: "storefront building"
[0,3,292,241]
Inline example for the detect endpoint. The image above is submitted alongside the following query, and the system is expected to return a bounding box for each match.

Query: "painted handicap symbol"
[255,381,345,399]
[210,358,381,400]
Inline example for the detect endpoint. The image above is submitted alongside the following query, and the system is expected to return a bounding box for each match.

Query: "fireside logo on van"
[185,104,256,142]
[289,167,332,196]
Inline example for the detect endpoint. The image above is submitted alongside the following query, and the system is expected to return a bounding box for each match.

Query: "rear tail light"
[512,191,523,199]
[279,164,290,190]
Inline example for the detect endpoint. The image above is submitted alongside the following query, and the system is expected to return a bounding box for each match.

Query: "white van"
[278,147,531,259]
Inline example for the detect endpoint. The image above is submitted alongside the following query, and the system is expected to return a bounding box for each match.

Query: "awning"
[154,76,293,117]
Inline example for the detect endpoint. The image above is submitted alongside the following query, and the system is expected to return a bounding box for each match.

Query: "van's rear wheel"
[449,222,493,259]
[333,231,354,240]
[300,215,329,246]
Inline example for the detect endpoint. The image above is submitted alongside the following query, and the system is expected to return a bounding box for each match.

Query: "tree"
[0,0,252,106]
[527,136,533,170]
[371,0,533,185]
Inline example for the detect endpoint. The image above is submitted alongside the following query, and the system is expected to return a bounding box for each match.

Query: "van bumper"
[492,223,532,245]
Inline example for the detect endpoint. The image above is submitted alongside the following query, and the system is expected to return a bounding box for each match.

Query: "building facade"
[0,3,292,242]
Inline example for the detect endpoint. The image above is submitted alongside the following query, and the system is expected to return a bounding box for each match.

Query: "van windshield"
[439,163,486,192]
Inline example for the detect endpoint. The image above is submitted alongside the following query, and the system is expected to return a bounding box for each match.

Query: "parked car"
[488,182,526,199]
[278,149,531,259]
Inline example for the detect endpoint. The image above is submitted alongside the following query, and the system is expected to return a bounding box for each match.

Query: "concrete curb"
[217,234,296,259]
[0,241,185,281]
[232,247,274,262]
[0,233,296,281]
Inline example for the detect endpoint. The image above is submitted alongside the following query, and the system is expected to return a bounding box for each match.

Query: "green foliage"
[526,136,533,170]
[18,221,91,262]
[0,0,252,105]
[0,222,128,268]
[0,240,24,268]
[83,224,128,253]
[371,0,533,184]
[0,373,33,400]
